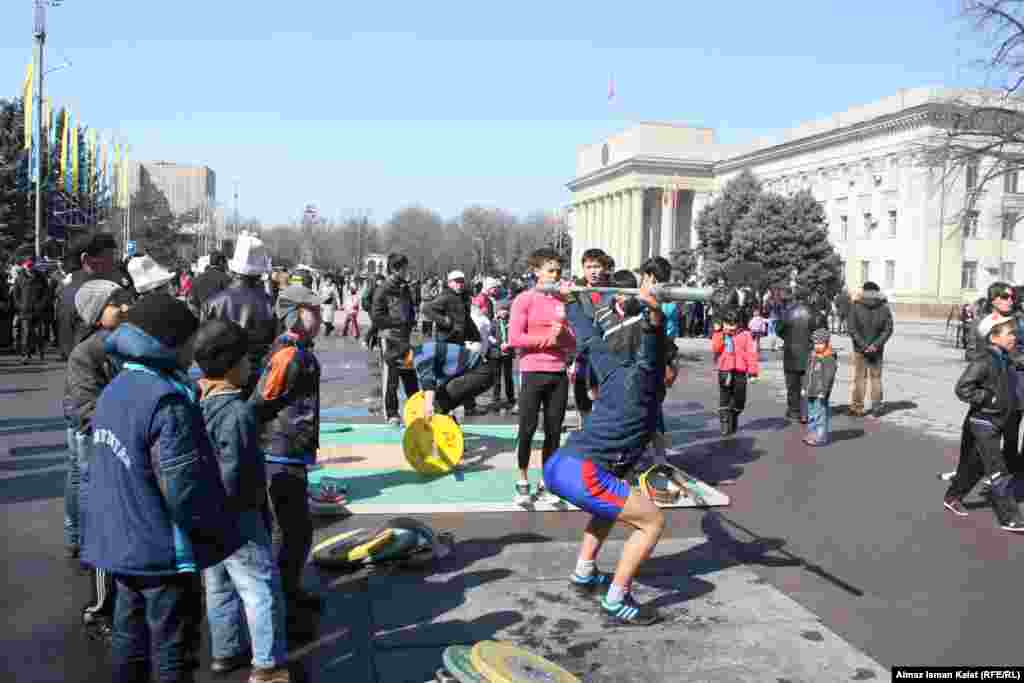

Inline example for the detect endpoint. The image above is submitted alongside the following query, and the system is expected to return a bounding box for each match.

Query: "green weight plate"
[442,644,489,683]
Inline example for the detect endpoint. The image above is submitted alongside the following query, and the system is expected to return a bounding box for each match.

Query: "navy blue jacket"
[201,388,268,513]
[82,324,241,575]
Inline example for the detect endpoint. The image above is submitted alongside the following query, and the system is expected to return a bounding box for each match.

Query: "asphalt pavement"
[1,323,1020,681]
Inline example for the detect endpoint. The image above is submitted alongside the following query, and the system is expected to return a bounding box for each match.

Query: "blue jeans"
[64,428,89,548]
[806,398,831,445]
[203,510,288,669]
[112,572,203,683]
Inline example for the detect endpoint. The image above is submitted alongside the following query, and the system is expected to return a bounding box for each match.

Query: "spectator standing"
[12,258,53,361]
[319,277,340,337]
[189,251,232,316]
[775,288,826,423]
[371,254,420,425]
[803,328,838,446]
[126,255,176,300]
[58,233,120,362]
[340,284,362,338]
[847,281,894,418]
[490,301,516,414]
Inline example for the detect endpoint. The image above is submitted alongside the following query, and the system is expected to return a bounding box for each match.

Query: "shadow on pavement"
[0,456,65,472]
[0,468,65,504]
[0,387,48,395]
[0,416,67,435]
[830,428,866,443]
[668,436,764,486]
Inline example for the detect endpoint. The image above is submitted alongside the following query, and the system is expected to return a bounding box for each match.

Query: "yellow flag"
[113,142,121,208]
[23,62,33,150]
[71,122,79,195]
[88,129,97,194]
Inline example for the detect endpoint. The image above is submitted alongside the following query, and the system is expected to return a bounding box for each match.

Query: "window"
[965,211,980,238]
[1003,211,1018,241]
[1002,262,1016,283]
[863,212,874,237]
[962,261,978,289]
[1005,170,1019,194]
[966,162,979,191]
[861,260,871,284]
[840,215,849,241]
[885,260,896,289]
[888,209,898,238]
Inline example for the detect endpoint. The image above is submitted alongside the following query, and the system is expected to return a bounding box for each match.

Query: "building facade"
[568,87,1022,316]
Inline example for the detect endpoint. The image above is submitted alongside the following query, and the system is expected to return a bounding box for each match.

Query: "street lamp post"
[32,1,48,260]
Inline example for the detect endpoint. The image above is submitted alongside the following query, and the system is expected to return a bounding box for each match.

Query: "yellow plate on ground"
[403,391,427,427]
[470,641,580,683]
[402,415,464,475]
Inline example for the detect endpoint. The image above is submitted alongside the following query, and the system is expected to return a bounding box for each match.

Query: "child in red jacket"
[711,307,759,436]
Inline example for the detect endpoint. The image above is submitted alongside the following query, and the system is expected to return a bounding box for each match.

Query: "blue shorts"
[543,451,631,521]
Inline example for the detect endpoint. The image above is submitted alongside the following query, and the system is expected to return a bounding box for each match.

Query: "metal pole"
[33,1,46,260]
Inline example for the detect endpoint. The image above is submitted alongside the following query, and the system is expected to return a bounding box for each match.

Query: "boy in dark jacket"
[65,280,133,642]
[84,293,242,682]
[491,301,516,413]
[802,328,838,446]
[12,258,53,361]
[251,285,324,612]
[371,254,421,425]
[196,320,290,682]
[943,312,1024,531]
[422,269,481,345]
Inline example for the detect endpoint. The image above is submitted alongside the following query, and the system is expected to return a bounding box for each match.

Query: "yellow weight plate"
[345,529,394,562]
[402,416,464,475]
[403,391,427,427]
[470,641,580,683]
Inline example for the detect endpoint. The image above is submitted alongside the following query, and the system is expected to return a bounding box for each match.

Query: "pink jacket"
[710,330,759,376]
[509,288,576,373]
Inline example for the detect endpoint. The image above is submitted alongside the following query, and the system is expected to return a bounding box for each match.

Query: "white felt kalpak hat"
[229,233,271,276]
[128,255,175,294]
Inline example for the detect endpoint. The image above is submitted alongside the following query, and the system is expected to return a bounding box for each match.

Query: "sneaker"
[600,594,661,626]
[211,653,251,674]
[386,416,401,427]
[83,616,113,645]
[937,471,956,482]
[249,667,292,683]
[514,481,533,506]
[944,498,969,517]
[1001,520,1024,532]
[569,570,612,600]
[535,482,566,507]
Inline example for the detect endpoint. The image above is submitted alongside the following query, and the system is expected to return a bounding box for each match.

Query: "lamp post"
[31,1,67,261]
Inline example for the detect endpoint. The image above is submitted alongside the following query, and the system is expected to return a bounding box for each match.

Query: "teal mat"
[318,423,565,446]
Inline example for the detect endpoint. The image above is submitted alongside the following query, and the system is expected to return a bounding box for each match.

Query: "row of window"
[966,165,1021,194]
[960,261,1016,289]
[836,210,899,241]
[849,260,900,289]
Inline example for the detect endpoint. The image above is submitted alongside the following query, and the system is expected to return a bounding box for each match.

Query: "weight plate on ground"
[471,640,580,683]
[442,644,489,683]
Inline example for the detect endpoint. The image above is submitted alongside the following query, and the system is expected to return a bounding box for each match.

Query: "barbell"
[536,282,716,302]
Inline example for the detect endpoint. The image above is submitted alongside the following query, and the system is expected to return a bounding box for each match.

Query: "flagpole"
[33,1,46,260]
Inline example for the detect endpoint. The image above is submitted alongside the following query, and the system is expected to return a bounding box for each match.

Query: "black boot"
[719,410,732,437]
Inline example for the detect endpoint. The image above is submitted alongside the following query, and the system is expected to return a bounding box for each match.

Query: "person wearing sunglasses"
[847,281,894,418]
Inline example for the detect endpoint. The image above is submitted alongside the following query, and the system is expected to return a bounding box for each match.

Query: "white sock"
[517,479,530,489]
[606,583,628,605]
[574,558,596,578]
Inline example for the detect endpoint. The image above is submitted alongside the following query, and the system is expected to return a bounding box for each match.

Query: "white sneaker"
[514,481,533,506]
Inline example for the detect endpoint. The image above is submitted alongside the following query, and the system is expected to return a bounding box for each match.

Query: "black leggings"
[516,371,569,470]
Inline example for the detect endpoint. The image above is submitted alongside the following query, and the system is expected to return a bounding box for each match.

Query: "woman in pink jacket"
[710,307,759,436]
[508,248,576,505]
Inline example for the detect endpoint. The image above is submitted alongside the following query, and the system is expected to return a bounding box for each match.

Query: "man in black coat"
[847,281,894,418]
[775,287,827,422]
[188,250,232,315]
[421,270,480,345]
[58,233,119,361]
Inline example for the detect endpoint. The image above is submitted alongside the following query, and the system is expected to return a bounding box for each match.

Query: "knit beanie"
[123,292,199,349]
[811,328,831,345]
[75,280,124,329]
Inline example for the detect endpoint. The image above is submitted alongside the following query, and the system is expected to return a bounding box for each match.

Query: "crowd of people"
[11,223,1024,681]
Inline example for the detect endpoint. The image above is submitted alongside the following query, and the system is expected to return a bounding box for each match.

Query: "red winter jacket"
[711,330,760,376]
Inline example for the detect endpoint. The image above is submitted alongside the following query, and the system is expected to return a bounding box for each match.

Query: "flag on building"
[112,142,121,208]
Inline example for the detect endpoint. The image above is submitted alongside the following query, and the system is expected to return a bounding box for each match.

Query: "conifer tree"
[695,169,762,284]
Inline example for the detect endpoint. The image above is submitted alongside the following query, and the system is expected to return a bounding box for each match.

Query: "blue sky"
[1,0,993,225]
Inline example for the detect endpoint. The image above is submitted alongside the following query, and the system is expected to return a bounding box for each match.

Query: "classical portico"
[567,123,716,271]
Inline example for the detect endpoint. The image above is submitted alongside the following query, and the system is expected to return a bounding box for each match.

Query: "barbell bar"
[536,282,716,302]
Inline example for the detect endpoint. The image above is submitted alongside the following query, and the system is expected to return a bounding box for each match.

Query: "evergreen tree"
[731,192,790,289]
[695,169,762,284]
[785,189,843,301]
[669,246,699,282]
[0,98,32,250]
[129,167,179,265]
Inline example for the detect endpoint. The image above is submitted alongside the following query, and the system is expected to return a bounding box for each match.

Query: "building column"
[690,192,709,250]
[660,189,676,257]
[629,187,644,270]
[616,191,626,266]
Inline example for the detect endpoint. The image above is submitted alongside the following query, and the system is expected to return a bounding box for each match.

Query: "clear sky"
[1,0,994,226]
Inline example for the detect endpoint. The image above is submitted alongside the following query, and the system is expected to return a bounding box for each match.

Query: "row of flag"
[21,60,132,209]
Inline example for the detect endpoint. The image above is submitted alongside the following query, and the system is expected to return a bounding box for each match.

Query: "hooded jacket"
[776,301,827,373]
[189,265,232,314]
[63,328,121,433]
[803,348,838,399]
[250,333,321,466]
[371,274,417,364]
[201,384,268,513]
[82,323,241,576]
[848,290,894,355]
[422,287,480,345]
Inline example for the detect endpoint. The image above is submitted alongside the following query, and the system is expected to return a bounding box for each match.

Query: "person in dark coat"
[58,232,119,361]
[189,250,232,316]
[421,270,481,345]
[775,287,827,422]
[847,281,895,418]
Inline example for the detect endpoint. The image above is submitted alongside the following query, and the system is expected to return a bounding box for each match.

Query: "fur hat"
[123,292,199,349]
[75,280,125,328]
[811,328,831,345]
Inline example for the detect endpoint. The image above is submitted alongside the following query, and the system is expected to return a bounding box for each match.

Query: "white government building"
[567,87,1023,317]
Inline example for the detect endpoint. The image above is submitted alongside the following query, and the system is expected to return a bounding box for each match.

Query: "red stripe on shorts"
[581,460,627,508]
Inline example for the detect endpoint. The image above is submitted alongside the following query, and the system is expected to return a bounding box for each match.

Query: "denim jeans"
[266,463,313,598]
[204,510,288,669]
[64,428,89,548]
[112,572,203,683]
[806,398,831,445]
